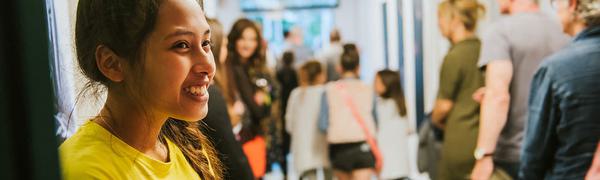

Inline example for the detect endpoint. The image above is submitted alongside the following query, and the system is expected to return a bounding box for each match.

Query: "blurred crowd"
[188,0,600,179]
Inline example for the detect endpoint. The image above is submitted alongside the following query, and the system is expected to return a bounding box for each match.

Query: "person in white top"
[316,29,343,82]
[285,61,333,179]
[374,70,413,180]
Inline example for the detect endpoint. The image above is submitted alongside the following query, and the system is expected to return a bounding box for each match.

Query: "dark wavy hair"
[226,18,265,69]
[376,70,407,116]
[223,18,266,104]
[340,43,360,72]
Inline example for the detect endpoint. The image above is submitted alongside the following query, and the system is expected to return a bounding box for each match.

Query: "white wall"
[52,0,105,137]
[213,0,245,33]
[52,0,78,137]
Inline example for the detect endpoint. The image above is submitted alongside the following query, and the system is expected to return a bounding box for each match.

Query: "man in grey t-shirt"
[470,0,569,179]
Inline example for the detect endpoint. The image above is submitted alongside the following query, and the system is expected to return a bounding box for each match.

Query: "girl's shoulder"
[291,85,325,95]
[60,122,120,179]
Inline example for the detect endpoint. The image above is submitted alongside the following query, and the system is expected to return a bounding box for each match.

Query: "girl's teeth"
[199,86,207,96]
[186,86,207,96]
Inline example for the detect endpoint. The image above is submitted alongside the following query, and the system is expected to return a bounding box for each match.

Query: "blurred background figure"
[282,26,315,70]
[374,70,413,180]
[223,18,280,179]
[317,29,344,82]
[275,50,298,177]
[520,0,600,179]
[286,61,333,180]
[432,0,485,179]
[319,44,378,180]
[471,0,570,179]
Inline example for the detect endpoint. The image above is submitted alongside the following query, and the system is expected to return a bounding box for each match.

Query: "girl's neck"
[97,92,169,161]
[451,28,475,44]
[569,22,588,37]
[241,56,250,65]
[341,72,358,79]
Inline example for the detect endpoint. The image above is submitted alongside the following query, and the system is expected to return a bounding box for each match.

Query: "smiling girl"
[59,0,222,179]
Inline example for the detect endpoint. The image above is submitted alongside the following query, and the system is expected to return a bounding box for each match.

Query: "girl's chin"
[171,108,208,122]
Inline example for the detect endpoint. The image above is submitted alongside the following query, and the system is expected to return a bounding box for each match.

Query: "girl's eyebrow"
[164,28,210,40]
[164,29,195,41]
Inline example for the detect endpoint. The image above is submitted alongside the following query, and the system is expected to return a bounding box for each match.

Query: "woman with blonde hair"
[432,0,485,179]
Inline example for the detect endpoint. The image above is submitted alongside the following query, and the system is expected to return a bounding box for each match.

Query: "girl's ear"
[95,45,125,82]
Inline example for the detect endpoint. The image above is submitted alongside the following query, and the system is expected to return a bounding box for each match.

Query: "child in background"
[374,70,413,180]
[319,44,378,180]
[285,61,332,180]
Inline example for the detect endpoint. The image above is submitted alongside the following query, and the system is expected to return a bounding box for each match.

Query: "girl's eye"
[173,41,190,49]
[201,40,212,47]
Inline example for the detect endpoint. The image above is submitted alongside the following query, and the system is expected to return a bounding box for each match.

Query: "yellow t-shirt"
[59,121,201,180]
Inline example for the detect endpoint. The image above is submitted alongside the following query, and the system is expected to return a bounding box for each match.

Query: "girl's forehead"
[154,0,209,38]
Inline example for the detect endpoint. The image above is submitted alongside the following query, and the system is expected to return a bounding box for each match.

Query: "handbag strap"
[335,83,375,140]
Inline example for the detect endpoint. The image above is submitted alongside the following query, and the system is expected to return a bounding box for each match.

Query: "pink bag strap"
[335,82,383,171]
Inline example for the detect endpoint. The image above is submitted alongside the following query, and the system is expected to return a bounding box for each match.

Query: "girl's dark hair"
[223,18,266,104]
[340,43,360,72]
[75,0,222,179]
[299,61,323,86]
[376,70,407,116]
[282,51,295,68]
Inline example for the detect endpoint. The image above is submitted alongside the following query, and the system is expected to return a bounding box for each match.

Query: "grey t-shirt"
[478,12,570,163]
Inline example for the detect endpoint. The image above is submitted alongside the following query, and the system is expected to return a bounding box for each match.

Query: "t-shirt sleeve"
[437,54,462,100]
[478,23,511,68]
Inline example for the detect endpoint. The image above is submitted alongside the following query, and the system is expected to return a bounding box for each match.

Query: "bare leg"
[351,168,373,180]
[334,170,351,180]
[300,169,318,180]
